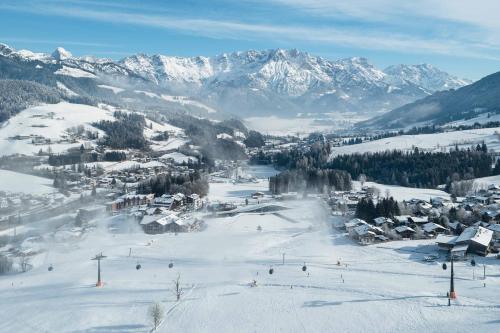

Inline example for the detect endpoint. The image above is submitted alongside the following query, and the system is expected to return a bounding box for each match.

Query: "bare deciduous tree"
[173,274,184,301]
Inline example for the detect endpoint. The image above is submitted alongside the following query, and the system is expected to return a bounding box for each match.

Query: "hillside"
[361,71,500,129]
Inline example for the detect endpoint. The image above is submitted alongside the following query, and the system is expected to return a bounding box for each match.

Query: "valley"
[1,20,500,333]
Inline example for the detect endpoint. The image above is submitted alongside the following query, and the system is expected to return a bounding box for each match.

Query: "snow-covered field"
[0,102,114,156]
[473,175,500,189]
[330,127,500,157]
[0,169,54,195]
[159,152,198,164]
[354,181,451,202]
[1,166,499,332]
[245,116,334,136]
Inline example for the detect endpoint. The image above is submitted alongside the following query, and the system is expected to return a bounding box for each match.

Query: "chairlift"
[136,263,142,270]
[471,258,476,267]
[168,262,174,269]
[269,267,274,275]
[302,263,307,272]
[442,263,447,270]
[48,265,53,272]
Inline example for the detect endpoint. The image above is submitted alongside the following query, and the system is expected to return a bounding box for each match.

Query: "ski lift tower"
[92,252,107,287]
[442,255,457,306]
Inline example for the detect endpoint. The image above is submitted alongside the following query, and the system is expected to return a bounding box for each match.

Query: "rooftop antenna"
[91,252,107,287]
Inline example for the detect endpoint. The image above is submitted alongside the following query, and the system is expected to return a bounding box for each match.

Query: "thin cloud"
[2,1,500,61]
[0,37,114,48]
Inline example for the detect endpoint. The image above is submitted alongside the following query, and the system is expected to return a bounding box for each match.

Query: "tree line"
[137,171,209,197]
[269,168,352,194]
[93,111,148,149]
[328,144,494,188]
[355,197,401,223]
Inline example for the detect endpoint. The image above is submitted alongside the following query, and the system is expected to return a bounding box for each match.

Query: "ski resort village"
[1,97,500,332]
[3,6,500,330]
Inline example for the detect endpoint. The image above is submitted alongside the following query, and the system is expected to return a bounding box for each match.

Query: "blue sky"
[1,0,500,80]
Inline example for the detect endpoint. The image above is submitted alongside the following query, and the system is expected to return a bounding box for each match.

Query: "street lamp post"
[92,252,107,287]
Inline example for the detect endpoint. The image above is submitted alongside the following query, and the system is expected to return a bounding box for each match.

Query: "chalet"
[373,217,394,227]
[393,215,411,225]
[471,196,490,205]
[436,234,458,251]
[394,226,415,238]
[422,222,448,235]
[417,202,433,214]
[345,218,368,233]
[450,244,469,260]
[447,221,464,234]
[430,197,451,207]
[162,215,189,233]
[171,193,186,210]
[186,194,203,210]
[487,223,500,239]
[480,209,500,222]
[352,224,376,245]
[140,215,166,234]
[408,216,429,225]
[455,226,493,256]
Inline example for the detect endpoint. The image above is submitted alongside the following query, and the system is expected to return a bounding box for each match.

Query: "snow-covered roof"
[393,215,411,223]
[345,218,368,228]
[141,214,180,226]
[435,234,458,245]
[373,217,393,225]
[422,222,447,233]
[451,244,469,253]
[394,226,415,233]
[409,216,429,223]
[353,224,374,236]
[456,226,493,247]
[487,224,500,233]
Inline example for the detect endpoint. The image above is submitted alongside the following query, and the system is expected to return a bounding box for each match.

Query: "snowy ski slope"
[0,167,498,332]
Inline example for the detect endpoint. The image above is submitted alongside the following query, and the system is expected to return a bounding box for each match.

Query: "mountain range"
[360,70,500,129]
[0,43,470,120]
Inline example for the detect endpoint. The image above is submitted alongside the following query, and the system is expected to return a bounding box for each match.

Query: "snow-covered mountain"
[118,49,471,115]
[0,43,471,118]
[359,70,500,129]
[384,64,471,94]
